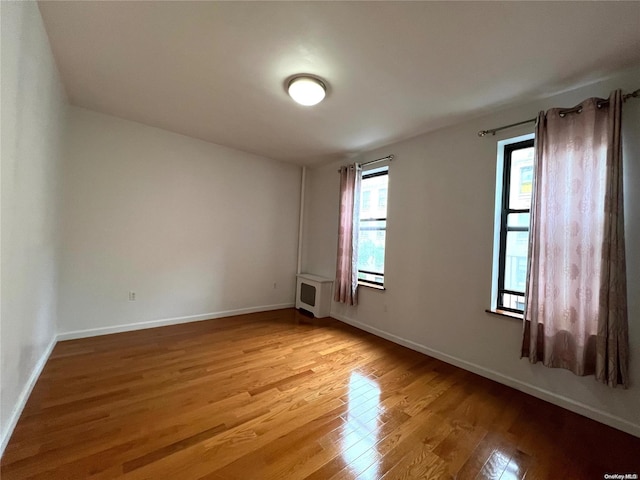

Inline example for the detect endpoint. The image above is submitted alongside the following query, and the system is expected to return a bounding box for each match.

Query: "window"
[358,166,389,286]
[495,138,534,314]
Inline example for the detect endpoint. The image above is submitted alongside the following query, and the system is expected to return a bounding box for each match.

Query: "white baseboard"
[332,312,640,438]
[0,335,57,457]
[57,303,294,341]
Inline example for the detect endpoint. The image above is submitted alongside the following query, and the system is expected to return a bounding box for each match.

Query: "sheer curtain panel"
[522,90,629,388]
[334,164,361,305]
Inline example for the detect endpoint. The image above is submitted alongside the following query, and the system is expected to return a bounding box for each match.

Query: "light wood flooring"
[2,308,639,479]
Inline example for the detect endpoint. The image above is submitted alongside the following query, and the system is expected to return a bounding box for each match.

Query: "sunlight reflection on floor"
[341,372,382,479]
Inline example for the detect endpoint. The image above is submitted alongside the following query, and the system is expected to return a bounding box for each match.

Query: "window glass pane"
[507,213,530,228]
[358,222,385,275]
[501,292,525,311]
[509,147,534,210]
[358,271,384,284]
[503,231,529,292]
[361,171,388,220]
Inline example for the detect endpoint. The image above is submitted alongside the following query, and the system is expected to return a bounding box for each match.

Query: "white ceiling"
[39,1,640,166]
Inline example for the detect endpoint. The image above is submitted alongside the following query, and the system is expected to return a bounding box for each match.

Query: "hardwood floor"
[2,308,639,479]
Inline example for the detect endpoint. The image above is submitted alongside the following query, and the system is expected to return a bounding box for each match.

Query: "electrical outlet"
[129,291,136,301]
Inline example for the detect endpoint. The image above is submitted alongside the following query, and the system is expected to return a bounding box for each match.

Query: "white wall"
[58,107,301,336]
[0,1,67,451]
[302,66,640,436]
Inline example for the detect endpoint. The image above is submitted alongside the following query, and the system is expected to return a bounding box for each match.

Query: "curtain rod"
[477,88,639,137]
[337,154,394,172]
[477,118,536,137]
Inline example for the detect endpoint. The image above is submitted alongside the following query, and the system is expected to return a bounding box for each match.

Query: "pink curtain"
[522,90,629,388]
[334,164,361,305]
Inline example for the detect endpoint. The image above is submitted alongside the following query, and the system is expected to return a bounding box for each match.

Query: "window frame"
[496,138,534,314]
[357,166,389,288]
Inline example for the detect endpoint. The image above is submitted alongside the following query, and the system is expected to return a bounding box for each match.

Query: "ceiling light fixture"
[287,75,327,106]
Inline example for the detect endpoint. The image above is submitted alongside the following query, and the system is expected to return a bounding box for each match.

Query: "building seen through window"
[362,190,371,211]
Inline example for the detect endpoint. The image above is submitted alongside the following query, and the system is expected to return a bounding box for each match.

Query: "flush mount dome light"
[287,76,326,106]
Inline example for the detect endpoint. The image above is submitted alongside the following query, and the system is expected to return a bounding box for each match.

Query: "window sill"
[485,308,523,320]
[358,281,386,291]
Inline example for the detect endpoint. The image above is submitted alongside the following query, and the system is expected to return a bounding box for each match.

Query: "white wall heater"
[295,273,333,318]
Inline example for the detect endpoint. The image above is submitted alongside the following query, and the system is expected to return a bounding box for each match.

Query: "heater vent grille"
[300,283,316,306]
[295,274,333,318]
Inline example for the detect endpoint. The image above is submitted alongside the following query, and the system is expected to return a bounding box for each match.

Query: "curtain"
[522,90,629,388]
[334,164,361,305]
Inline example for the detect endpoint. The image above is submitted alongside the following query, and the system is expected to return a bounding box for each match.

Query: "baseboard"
[0,335,57,457]
[332,312,640,438]
[57,303,295,341]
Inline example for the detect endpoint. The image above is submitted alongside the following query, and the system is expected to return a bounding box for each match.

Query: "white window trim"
[358,162,390,288]
[490,133,534,312]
